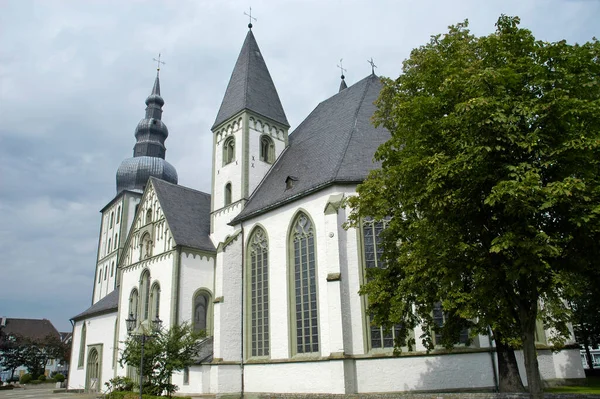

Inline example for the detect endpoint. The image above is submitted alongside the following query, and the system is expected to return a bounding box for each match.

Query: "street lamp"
[125,313,162,399]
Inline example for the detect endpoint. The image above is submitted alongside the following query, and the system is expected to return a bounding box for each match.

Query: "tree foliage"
[119,323,204,397]
[347,15,600,398]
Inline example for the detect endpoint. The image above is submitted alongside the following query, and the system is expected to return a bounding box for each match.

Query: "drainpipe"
[240,221,245,399]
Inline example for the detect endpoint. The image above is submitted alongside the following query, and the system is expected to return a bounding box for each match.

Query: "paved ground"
[0,387,99,399]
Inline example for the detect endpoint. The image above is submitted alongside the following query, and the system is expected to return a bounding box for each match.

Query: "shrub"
[38,374,46,382]
[30,380,41,385]
[54,373,65,382]
[19,374,32,384]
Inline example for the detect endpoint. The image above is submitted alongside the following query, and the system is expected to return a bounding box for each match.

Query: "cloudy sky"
[1,0,598,332]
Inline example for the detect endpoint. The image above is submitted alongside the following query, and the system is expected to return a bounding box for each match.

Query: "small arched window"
[98,269,102,284]
[224,183,232,206]
[193,291,212,335]
[114,233,118,250]
[104,266,107,280]
[223,137,235,165]
[260,135,275,164]
[146,208,152,225]
[116,206,121,224]
[110,261,115,277]
[109,212,114,228]
[107,238,112,254]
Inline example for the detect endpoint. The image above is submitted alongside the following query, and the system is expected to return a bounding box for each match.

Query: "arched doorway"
[86,348,100,392]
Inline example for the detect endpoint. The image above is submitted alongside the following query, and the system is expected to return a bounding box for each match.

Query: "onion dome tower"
[116,69,178,194]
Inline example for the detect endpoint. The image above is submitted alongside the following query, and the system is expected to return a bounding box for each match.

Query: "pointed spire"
[151,71,161,96]
[212,30,289,129]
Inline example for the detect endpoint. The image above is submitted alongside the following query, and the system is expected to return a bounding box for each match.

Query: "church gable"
[121,179,172,268]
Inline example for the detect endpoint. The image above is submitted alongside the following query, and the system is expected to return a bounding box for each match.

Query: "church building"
[67,24,584,396]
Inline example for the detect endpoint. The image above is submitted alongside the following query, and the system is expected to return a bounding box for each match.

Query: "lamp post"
[125,313,162,399]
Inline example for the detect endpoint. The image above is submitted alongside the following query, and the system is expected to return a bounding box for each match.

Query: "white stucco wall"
[173,364,211,395]
[247,115,287,196]
[244,361,346,394]
[355,352,496,393]
[68,313,118,391]
[178,250,215,327]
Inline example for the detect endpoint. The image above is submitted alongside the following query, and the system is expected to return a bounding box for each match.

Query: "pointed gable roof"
[212,30,289,129]
[232,74,390,223]
[150,178,215,252]
[2,318,60,341]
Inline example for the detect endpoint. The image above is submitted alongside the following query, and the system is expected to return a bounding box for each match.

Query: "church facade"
[67,27,584,396]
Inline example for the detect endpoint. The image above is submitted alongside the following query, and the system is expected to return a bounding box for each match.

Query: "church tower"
[210,25,289,241]
[92,69,178,303]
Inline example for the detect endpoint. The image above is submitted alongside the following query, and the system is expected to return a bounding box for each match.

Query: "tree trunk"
[494,329,526,392]
[521,311,544,399]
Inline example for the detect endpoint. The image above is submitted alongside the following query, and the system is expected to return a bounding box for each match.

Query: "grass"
[545,376,600,394]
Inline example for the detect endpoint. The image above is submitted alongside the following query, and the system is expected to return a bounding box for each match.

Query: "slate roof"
[1,318,60,341]
[232,74,390,223]
[71,289,119,321]
[212,29,289,129]
[151,177,215,252]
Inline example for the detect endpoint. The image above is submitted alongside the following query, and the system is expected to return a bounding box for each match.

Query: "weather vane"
[244,7,257,29]
[153,53,165,73]
[337,58,347,79]
[367,57,377,75]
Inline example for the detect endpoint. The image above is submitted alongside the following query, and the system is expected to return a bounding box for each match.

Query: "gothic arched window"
[140,271,151,321]
[248,227,269,357]
[150,283,161,321]
[129,289,139,325]
[289,212,319,355]
[260,135,275,164]
[224,183,232,206]
[223,137,235,165]
[193,290,212,335]
[78,323,86,368]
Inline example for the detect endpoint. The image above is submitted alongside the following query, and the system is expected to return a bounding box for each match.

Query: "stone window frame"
[259,135,275,164]
[150,282,161,321]
[129,288,139,327]
[77,323,86,368]
[192,288,213,337]
[359,217,414,353]
[246,225,270,359]
[140,270,151,322]
[288,210,320,357]
[224,183,232,206]
[223,136,235,166]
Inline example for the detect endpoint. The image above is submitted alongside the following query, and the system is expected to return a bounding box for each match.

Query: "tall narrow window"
[140,271,151,321]
[193,291,211,334]
[129,289,139,325]
[114,233,118,250]
[362,218,402,349]
[108,238,112,254]
[78,324,86,368]
[260,136,275,163]
[248,227,269,357]
[110,212,114,228]
[98,269,102,284]
[150,283,161,321]
[290,213,319,354]
[146,209,152,225]
[116,206,121,224]
[224,183,232,206]
[223,137,235,165]
[110,262,115,277]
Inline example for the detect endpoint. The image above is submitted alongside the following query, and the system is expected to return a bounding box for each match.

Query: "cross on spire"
[153,53,165,73]
[367,57,377,75]
[244,7,257,29]
[337,58,347,79]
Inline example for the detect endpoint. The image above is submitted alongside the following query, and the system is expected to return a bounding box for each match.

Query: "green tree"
[119,323,205,397]
[569,272,600,370]
[348,16,600,399]
[0,339,25,381]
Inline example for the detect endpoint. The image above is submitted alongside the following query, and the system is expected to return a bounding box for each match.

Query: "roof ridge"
[332,76,374,180]
[150,176,210,197]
